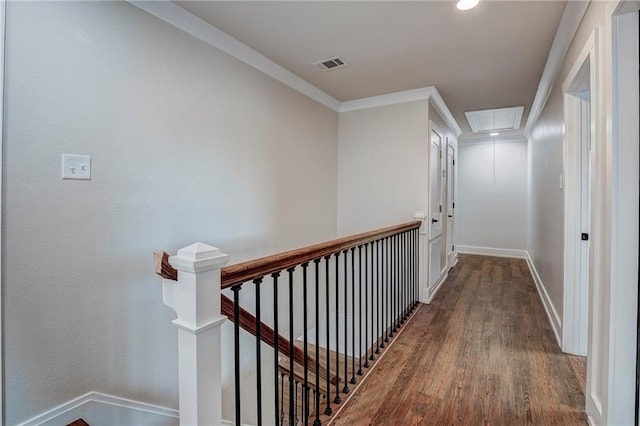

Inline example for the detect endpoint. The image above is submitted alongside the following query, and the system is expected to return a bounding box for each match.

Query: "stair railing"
[155,219,423,426]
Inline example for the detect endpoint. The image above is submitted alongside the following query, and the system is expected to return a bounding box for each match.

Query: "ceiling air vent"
[312,56,348,71]
[465,106,525,133]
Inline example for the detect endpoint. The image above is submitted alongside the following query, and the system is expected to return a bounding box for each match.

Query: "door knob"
[431,218,439,224]
[448,215,453,218]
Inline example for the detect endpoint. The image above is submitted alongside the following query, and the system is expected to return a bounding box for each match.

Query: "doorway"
[562,30,597,357]
[428,124,443,291]
[445,144,456,268]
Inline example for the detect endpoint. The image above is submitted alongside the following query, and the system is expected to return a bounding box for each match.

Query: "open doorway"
[562,30,597,357]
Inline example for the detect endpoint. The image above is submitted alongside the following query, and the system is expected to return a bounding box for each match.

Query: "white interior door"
[428,125,443,289]
[429,128,443,239]
[446,145,456,267]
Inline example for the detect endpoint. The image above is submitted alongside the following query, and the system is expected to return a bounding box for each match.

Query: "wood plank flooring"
[332,255,587,425]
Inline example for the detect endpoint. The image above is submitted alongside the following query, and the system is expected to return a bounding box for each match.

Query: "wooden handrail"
[221,220,421,289]
[220,294,315,374]
[154,250,318,376]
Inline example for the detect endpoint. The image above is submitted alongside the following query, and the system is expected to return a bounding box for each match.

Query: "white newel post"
[162,242,230,426]
[413,213,427,303]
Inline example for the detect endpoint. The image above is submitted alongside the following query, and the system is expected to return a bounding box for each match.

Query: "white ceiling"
[175,1,566,134]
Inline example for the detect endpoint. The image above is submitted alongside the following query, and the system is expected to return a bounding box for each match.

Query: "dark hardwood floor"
[332,255,587,425]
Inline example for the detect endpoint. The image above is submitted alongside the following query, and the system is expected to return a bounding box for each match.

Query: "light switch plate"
[62,154,91,180]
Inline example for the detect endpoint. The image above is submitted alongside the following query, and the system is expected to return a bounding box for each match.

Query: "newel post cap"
[169,242,229,273]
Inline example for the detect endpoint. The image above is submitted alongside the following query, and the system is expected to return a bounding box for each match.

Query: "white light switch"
[62,154,91,180]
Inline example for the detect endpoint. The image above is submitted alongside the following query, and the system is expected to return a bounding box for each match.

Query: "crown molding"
[523,0,590,136]
[127,0,341,111]
[339,87,431,112]
[458,129,527,144]
[457,135,528,146]
[126,0,463,135]
[340,87,462,136]
[427,87,463,137]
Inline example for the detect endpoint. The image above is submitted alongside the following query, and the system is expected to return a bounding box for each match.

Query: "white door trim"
[606,6,639,425]
[0,1,6,423]
[428,122,443,241]
[561,29,598,357]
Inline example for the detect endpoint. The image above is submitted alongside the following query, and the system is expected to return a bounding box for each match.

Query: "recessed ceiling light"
[490,132,499,136]
[456,0,479,11]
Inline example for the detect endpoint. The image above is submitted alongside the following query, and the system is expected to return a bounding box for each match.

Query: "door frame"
[1,1,6,423]
[562,29,598,357]
[606,5,639,424]
[445,144,456,268]
[428,123,443,241]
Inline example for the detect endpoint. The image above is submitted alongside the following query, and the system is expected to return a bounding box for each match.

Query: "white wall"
[526,1,640,424]
[337,101,429,235]
[457,139,528,254]
[4,2,338,424]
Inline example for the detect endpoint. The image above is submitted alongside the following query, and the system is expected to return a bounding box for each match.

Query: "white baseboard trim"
[525,252,562,347]
[456,245,527,259]
[17,391,178,426]
[425,272,449,304]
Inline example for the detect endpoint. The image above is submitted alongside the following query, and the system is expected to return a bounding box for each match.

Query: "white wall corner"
[525,252,562,347]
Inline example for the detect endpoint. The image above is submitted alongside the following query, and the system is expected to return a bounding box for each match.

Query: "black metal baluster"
[232,285,242,426]
[342,250,349,394]
[375,239,380,355]
[393,234,398,334]
[294,380,298,424]
[409,229,417,312]
[323,255,332,415]
[364,243,370,369]
[369,241,375,362]
[334,252,341,404]
[406,231,410,316]
[400,232,404,323]
[350,247,356,385]
[412,229,416,310]
[378,238,387,349]
[400,233,407,324]
[302,263,310,425]
[272,272,281,426]
[398,234,403,328]
[280,372,285,425]
[254,277,264,426]
[385,237,390,343]
[357,245,364,376]
[287,267,295,426]
[313,259,321,426]
[415,228,420,308]
[405,232,408,317]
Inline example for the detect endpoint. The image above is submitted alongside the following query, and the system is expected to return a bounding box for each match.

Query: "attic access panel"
[465,106,525,133]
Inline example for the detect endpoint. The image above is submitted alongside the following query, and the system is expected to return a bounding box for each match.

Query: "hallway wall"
[456,139,527,255]
[4,2,338,424]
[337,100,429,235]
[526,1,618,424]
